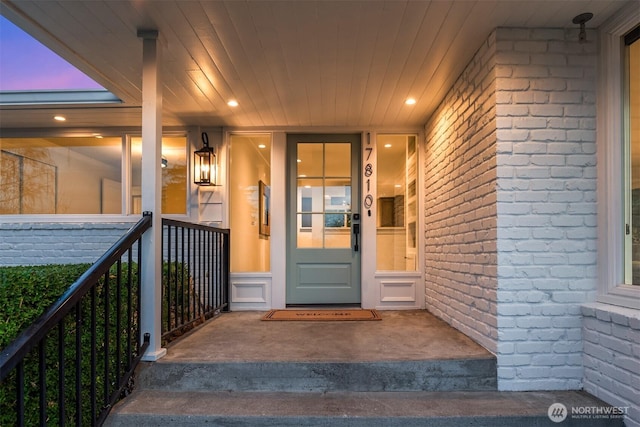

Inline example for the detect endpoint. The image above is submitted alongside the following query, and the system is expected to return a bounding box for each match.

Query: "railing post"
[138,28,166,361]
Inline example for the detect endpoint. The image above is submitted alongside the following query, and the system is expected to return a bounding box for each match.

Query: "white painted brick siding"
[424,27,601,392]
[494,27,598,391]
[424,32,498,353]
[582,304,640,427]
[0,222,135,266]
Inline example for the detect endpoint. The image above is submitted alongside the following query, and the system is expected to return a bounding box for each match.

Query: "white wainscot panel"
[230,275,272,311]
[380,279,416,303]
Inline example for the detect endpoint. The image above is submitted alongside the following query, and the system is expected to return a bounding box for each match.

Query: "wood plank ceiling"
[0,0,631,130]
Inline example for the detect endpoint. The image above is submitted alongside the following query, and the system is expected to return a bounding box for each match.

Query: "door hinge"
[626,224,631,235]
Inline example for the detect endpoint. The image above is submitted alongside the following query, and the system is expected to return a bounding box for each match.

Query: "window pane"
[229,134,271,272]
[161,136,187,214]
[0,136,122,214]
[628,32,640,284]
[130,136,187,215]
[376,134,418,271]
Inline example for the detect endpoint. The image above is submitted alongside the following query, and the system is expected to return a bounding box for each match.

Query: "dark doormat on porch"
[261,309,382,321]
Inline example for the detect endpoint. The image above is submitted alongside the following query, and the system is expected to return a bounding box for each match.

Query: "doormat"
[261,309,382,321]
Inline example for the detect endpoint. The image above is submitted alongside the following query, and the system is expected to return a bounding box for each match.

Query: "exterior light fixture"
[194,132,216,185]
[572,13,593,43]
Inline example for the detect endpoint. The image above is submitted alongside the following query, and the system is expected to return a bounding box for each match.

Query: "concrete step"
[137,357,497,392]
[105,389,624,427]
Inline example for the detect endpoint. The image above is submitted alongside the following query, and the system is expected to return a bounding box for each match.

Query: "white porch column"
[138,29,166,361]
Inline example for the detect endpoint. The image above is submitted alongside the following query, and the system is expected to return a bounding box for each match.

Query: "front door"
[286,134,361,305]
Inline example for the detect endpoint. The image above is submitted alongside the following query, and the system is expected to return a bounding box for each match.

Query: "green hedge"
[0,263,141,426]
[0,264,91,350]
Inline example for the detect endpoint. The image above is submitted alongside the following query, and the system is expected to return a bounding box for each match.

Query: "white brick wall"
[582,303,640,427]
[423,31,498,353]
[424,27,602,392]
[0,222,135,266]
[495,27,598,391]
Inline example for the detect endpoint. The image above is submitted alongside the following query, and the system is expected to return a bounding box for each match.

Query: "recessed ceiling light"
[53,115,66,121]
[405,98,416,105]
[395,184,402,188]
[384,143,392,148]
[297,159,302,163]
[258,144,266,149]
[227,100,239,107]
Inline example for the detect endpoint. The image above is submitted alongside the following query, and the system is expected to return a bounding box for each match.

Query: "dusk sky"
[0,15,104,91]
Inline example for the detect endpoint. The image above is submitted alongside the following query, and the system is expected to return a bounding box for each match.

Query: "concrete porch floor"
[107,309,624,426]
[160,309,494,363]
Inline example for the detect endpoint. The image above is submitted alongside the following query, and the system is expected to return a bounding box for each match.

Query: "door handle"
[353,223,360,252]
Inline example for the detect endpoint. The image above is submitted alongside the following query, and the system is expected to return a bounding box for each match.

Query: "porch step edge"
[105,390,623,427]
[138,358,497,392]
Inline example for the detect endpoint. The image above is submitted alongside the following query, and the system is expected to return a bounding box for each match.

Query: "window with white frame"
[624,26,640,285]
[597,5,640,309]
[0,134,188,216]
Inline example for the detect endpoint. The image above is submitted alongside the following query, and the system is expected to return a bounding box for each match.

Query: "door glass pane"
[324,178,351,248]
[325,143,350,177]
[297,178,323,211]
[297,213,324,248]
[298,143,323,177]
[296,142,353,249]
[376,134,418,271]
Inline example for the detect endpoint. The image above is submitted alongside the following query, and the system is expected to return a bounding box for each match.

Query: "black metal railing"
[162,218,230,343]
[0,213,152,426]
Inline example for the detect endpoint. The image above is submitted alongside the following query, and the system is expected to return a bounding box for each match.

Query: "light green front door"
[286,134,361,305]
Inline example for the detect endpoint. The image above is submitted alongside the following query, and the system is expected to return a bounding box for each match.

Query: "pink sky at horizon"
[0,15,104,91]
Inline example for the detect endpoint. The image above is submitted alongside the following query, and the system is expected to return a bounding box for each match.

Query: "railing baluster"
[17,360,24,427]
[176,225,181,326]
[38,340,46,426]
[182,226,188,325]
[166,224,172,334]
[137,238,143,356]
[103,271,110,409]
[215,232,220,309]
[75,302,82,427]
[213,235,222,307]
[159,218,229,340]
[127,249,133,369]
[58,321,66,425]
[90,286,97,425]
[116,259,122,389]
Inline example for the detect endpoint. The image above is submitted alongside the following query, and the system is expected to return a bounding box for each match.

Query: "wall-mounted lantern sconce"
[194,132,216,185]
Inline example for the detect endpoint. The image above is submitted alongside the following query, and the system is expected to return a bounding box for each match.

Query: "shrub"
[0,264,91,350]
[0,263,141,426]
